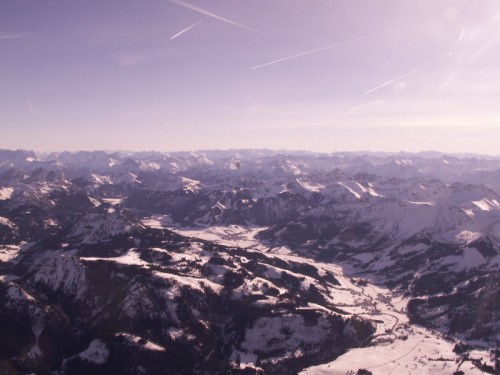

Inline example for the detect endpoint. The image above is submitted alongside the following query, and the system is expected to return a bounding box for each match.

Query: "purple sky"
[1,0,499,154]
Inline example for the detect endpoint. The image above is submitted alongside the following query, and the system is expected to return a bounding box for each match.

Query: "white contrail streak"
[0,31,29,40]
[363,51,453,95]
[170,0,260,33]
[456,28,466,46]
[170,19,204,40]
[250,30,390,70]
[364,26,466,96]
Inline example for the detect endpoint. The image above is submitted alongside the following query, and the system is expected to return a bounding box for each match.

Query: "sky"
[1,0,499,154]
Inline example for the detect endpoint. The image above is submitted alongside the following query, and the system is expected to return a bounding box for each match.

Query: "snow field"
[166,223,494,374]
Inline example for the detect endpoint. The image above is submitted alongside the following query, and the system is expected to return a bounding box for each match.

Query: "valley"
[164,221,495,374]
[0,149,499,374]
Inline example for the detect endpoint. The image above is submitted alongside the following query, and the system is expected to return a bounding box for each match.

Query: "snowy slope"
[1,149,500,374]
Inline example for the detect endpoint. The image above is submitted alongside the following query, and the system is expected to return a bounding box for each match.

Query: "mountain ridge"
[1,149,499,374]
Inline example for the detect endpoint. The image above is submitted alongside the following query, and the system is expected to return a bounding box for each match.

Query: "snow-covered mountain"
[1,149,499,374]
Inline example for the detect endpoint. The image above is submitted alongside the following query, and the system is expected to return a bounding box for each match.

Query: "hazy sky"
[1,0,499,154]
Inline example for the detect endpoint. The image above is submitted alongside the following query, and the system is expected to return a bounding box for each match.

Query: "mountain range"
[1,149,499,374]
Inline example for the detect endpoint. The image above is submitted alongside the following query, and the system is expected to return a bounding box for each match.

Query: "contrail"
[250,30,390,70]
[0,31,29,40]
[363,25,468,96]
[456,28,466,46]
[170,19,204,40]
[363,51,453,95]
[170,0,260,33]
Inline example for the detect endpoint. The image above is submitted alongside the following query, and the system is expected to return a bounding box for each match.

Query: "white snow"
[89,173,113,185]
[263,263,315,290]
[82,249,147,266]
[356,181,383,197]
[69,212,136,243]
[472,198,499,211]
[0,245,20,262]
[284,160,301,175]
[0,216,15,229]
[166,327,184,340]
[231,350,259,370]
[296,178,325,192]
[34,255,87,298]
[234,276,286,299]
[395,159,414,166]
[141,214,174,229]
[181,177,200,192]
[88,197,101,207]
[455,230,482,244]
[102,198,123,205]
[145,162,161,170]
[0,187,14,200]
[6,283,36,303]
[302,335,459,374]
[462,208,475,218]
[45,219,58,227]
[298,270,491,375]
[27,323,44,358]
[337,182,361,199]
[164,224,493,375]
[407,200,435,206]
[169,225,268,250]
[117,333,165,351]
[78,339,109,364]
[153,271,223,293]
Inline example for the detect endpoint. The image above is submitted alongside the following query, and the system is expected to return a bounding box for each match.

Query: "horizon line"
[1,147,499,159]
